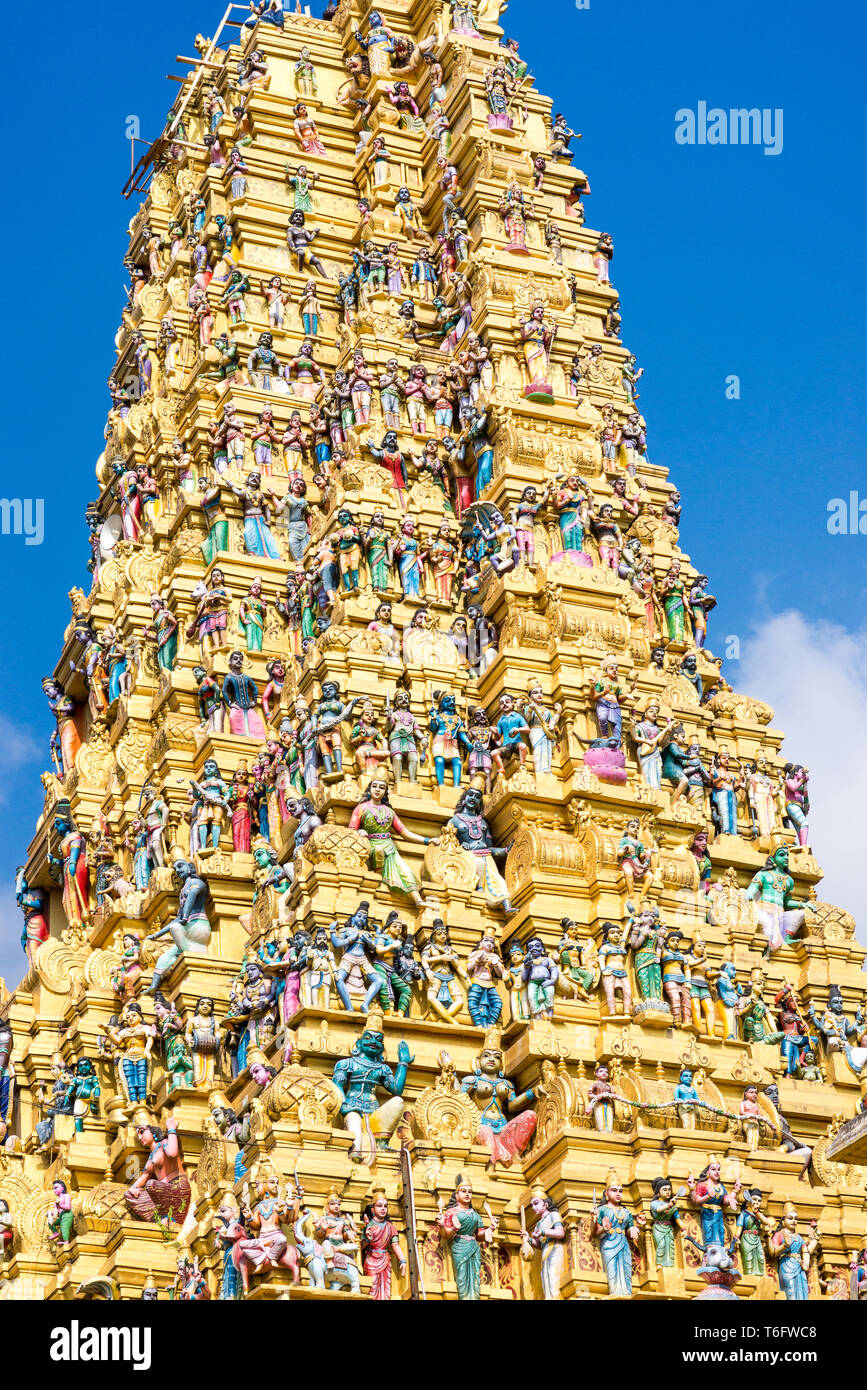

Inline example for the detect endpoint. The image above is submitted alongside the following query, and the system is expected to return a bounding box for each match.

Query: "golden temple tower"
[1,0,865,1304]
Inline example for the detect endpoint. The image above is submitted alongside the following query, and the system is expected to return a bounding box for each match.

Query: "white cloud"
[738,611,866,941]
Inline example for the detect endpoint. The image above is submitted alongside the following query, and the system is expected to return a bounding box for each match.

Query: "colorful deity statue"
[747,752,782,842]
[627,905,666,1009]
[520,936,560,1019]
[463,708,501,794]
[15,870,49,969]
[686,933,716,1034]
[592,1175,646,1297]
[223,651,267,739]
[329,902,382,1014]
[294,1190,360,1293]
[737,968,777,1044]
[331,1010,412,1162]
[808,984,863,1054]
[485,58,516,129]
[48,802,91,933]
[745,845,815,955]
[188,568,230,658]
[711,750,744,837]
[42,678,81,776]
[518,302,556,400]
[738,1084,767,1149]
[768,1204,819,1300]
[465,933,506,1026]
[552,473,590,557]
[98,1001,155,1108]
[447,786,515,915]
[144,860,212,994]
[673,1067,704,1129]
[145,595,178,671]
[712,959,742,1039]
[558,918,598,1000]
[227,472,282,560]
[735,1188,774,1277]
[660,929,692,1026]
[498,180,532,254]
[667,736,712,808]
[592,657,634,742]
[349,699,390,778]
[598,923,632,1017]
[124,1114,191,1224]
[774,979,812,1076]
[495,690,530,765]
[348,779,433,909]
[687,1160,741,1246]
[153,993,195,1091]
[649,1176,686,1270]
[141,784,170,868]
[361,1188,406,1300]
[517,682,561,776]
[353,9,395,75]
[428,691,469,787]
[504,941,529,1021]
[232,1169,302,1293]
[189,759,231,850]
[47,1180,75,1245]
[421,919,468,1022]
[371,912,419,1017]
[385,689,427,783]
[521,1185,566,1299]
[589,502,622,569]
[34,1059,77,1147]
[617,816,657,905]
[437,1178,498,1300]
[783,762,810,847]
[186,995,219,1088]
[459,1028,538,1166]
[658,560,690,642]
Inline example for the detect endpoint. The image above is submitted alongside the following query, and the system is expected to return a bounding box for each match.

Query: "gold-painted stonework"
[2,0,866,1305]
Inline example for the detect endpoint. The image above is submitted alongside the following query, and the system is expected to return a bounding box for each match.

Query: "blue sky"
[1,0,864,980]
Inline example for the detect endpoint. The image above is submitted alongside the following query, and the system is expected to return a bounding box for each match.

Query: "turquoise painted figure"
[592,1179,645,1297]
[437,1179,498,1301]
[745,845,815,955]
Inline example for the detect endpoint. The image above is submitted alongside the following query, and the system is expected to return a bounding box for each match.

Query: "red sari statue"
[361,1193,407,1300]
[49,805,91,931]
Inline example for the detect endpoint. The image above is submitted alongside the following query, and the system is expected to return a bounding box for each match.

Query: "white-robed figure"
[520,682,561,776]
[521,1186,566,1300]
[631,698,664,789]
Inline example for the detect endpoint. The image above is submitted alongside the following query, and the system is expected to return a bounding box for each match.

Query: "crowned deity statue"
[331,1009,412,1164]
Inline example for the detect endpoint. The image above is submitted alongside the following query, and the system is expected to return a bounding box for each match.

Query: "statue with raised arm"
[124,1114,191,1223]
[331,1009,412,1162]
[330,901,382,1012]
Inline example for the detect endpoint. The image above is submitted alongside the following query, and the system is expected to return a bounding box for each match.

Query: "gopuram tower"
[1,0,865,1304]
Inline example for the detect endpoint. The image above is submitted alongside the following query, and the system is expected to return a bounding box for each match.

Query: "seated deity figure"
[331,1010,412,1164]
